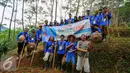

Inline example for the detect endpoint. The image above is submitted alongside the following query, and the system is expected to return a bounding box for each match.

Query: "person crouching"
[16,28,29,59]
[27,28,37,57]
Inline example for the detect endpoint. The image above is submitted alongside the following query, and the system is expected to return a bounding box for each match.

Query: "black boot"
[43,62,47,70]
[72,68,74,73]
[64,63,69,73]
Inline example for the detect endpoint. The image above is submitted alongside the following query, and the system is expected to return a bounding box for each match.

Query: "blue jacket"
[96,13,104,26]
[28,36,36,43]
[84,15,93,26]
[102,12,112,26]
[16,32,29,43]
[59,23,64,26]
[44,41,55,53]
[36,29,42,41]
[57,40,66,54]
[67,18,74,23]
[90,15,98,26]
[84,15,93,20]
[65,42,77,56]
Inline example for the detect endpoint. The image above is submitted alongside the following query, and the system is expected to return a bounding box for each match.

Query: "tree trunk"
[64,1,69,19]
[22,0,24,30]
[51,0,54,22]
[69,0,72,13]
[55,0,58,21]
[76,0,80,17]
[8,0,15,40]
[35,0,38,28]
[13,0,18,39]
[0,1,8,31]
[60,0,63,20]
[82,0,85,16]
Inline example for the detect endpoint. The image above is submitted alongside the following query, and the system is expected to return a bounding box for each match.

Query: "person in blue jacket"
[67,13,74,23]
[96,9,104,27]
[101,7,112,41]
[90,11,98,27]
[27,28,37,56]
[43,36,55,70]
[36,24,43,44]
[59,19,64,26]
[56,35,66,71]
[65,35,77,73]
[102,7,112,26]
[28,28,37,43]
[44,20,48,26]
[16,27,29,58]
[84,9,93,20]
[64,19,68,25]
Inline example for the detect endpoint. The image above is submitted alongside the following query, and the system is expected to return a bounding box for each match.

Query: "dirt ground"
[0,44,63,73]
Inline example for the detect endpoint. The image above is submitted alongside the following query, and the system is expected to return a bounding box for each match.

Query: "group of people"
[16,7,112,73]
[44,7,111,41]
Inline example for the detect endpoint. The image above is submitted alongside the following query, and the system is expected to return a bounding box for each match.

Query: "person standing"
[96,9,104,27]
[84,9,92,20]
[101,7,112,41]
[36,24,43,45]
[90,11,98,27]
[44,20,49,26]
[65,35,77,73]
[43,36,55,70]
[56,35,66,71]
[67,13,74,23]
[76,34,91,73]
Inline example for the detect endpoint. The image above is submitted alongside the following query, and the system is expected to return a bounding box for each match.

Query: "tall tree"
[22,0,24,30]
[13,0,18,39]
[51,0,54,22]
[0,0,9,31]
[75,0,80,16]
[8,0,15,40]
[35,0,38,28]
[55,0,58,21]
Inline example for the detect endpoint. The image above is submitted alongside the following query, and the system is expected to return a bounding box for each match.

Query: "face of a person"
[24,28,28,33]
[61,19,63,23]
[69,14,71,18]
[81,34,86,41]
[99,10,102,14]
[50,37,54,41]
[45,20,48,24]
[39,26,42,29]
[60,36,64,40]
[104,8,107,12]
[50,22,53,26]
[70,37,74,41]
[87,10,90,15]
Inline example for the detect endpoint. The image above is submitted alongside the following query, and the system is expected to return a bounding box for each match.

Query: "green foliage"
[0,29,22,58]
[0,40,8,58]
[119,2,130,23]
